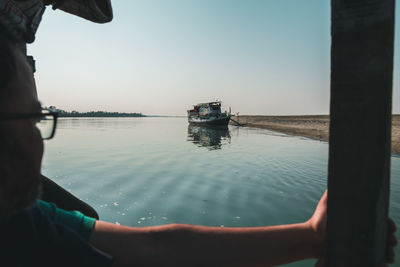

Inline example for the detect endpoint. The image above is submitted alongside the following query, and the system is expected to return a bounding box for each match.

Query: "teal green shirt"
[37,200,96,240]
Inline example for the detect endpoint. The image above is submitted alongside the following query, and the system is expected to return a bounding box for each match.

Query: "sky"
[29,0,399,116]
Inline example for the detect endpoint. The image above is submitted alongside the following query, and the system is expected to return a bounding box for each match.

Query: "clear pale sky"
[28,0,399,116]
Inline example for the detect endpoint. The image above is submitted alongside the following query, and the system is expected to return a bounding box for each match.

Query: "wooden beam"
[327,0,395,266]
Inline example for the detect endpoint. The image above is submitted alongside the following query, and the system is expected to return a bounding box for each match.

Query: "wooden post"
[327,0,395,266]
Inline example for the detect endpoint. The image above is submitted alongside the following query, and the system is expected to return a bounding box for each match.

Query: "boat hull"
[188,116,231,126]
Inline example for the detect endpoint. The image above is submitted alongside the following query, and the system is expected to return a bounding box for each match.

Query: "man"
[0,2,397,267]
[0,0,114,219]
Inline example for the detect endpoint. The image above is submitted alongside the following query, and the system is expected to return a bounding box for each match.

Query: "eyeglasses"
[0,108,58,140]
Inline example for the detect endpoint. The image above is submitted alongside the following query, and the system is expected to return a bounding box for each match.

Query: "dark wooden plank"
[327,0,395,266]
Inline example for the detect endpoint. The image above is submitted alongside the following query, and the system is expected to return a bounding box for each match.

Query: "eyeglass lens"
[36,114,55,140]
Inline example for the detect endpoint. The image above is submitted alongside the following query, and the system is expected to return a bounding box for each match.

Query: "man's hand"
[310,191,397,266]
[308,190,328,250]
[303,190,327,261]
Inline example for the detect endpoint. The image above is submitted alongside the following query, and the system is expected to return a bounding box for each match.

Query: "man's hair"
[0,26,17,91]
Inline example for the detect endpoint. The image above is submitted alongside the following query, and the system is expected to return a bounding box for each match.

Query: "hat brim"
[53,0,113,23]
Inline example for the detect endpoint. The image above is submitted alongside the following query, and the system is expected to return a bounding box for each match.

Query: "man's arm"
[91,220,322,267]
[89,192,327,267]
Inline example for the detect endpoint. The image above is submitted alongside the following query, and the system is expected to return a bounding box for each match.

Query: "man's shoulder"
[0,204,113,267]
[37,200,97,240]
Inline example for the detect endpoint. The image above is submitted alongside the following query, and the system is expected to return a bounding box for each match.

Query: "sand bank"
[230,115,400,154]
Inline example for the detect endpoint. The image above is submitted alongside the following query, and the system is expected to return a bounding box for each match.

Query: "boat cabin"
[188,102,222,117]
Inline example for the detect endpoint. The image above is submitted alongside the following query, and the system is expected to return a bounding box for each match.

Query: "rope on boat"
[230,117,246,127]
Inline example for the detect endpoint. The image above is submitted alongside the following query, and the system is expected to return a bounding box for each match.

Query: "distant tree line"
[47,106,145,117]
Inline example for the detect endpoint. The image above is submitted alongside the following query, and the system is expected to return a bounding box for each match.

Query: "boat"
[187,101,231,126]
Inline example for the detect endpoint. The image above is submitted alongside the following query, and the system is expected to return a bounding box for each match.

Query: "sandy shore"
[230,115,400,154]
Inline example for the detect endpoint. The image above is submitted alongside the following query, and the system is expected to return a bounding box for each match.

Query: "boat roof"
[193,101,222,107]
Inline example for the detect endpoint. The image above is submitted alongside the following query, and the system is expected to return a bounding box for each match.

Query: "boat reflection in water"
[187,125,231,150]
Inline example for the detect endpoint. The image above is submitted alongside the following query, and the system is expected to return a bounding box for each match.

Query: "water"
[41,117,400,266]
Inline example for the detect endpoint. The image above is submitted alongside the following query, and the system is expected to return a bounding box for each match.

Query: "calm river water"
[42,117,400,266]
